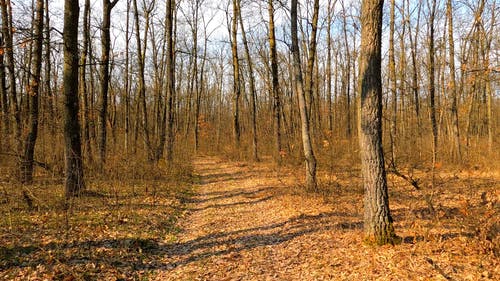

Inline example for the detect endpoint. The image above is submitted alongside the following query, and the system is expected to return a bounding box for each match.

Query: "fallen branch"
[388,166,421,190]
[425,257,454,280]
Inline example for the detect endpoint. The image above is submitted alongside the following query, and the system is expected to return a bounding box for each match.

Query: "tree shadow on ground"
[182,186,274,204]
[0,208,481,273]
[0,212,360,271]
[186,195,274,212]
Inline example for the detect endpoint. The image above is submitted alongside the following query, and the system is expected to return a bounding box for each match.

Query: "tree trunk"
[165,0,175,162]
[388,0,397,166]
[240,6,258,161]
[133,0,153,160]
[446,0,461,162]
[80,0,92,163]
[20,0,43,184]
[291,0,317,191]
[98,0,119,167]
[428,0,438,178]
[0,35,8,150]
[63,0,85,197]
[230,0,241,148]
[43,0,54,135]
[358,0,399,245]
[1,0,21,155]
[268,0,281,162]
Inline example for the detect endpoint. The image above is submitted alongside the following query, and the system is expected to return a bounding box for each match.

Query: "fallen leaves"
[1,156,499,280]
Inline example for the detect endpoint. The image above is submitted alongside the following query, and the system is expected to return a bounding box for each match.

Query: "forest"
[0,0,498,279]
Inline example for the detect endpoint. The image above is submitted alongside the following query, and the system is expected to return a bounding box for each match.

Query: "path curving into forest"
[153,157,498,281]
[155,156,467,280]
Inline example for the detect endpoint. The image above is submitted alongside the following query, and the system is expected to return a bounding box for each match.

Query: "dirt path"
[156,156,498,280]
[157,157,376,280]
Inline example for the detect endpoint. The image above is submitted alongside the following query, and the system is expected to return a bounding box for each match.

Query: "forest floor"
[1,155,499,280]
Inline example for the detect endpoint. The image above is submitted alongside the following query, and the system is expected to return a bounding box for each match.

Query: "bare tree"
[291,0,317,191]
[358,0,399,245]
[446,0,461,162]
[428,0,438,176]
[1,0,21,154]
[230,0,241,148]
[20,0,44,184]
[268,0,281,162]
[165,0,175,162]
[240,3,258,161]
[98,0,119,167]
[63,0,85,197]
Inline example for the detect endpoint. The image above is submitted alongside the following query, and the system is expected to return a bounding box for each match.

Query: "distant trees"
[0,0,497,238]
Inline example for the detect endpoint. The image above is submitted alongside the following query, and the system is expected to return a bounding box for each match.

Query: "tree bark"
[388,0,397,165]
[240,6,259,161]
[165,0,175,162]
[446,0,461,162]
[428,0,438,173]
[98,0,119,167]
[63,0,85,197]
[20,0,43,184]
[291,0,317,191]
[0,35,8,150]
[358,0,399,245]
[1,0,21,155]
[268,0,281,162]
[80,0,92,163]
[230,0,241,148]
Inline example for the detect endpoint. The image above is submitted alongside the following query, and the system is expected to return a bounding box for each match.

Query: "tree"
[291,0,317,191]
[20,0,44,184]
[358,0,399,245]
[428,0,438,176]
[165,0,175,162]
[268,0,281,162]
[80,0,93,162]
[98,0,119,167]
[388,0,397,165]
[240,4,258,161]
[0,35,8,150]
[446,0,461,162]
[63,0,85,197]
[230,0,241,148]
[1,0,21,156]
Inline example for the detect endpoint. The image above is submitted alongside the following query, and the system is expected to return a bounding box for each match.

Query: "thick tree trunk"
[63,0,85,197]
[291,0,317,191]
[358,0,399,245]
[20,0,43,184]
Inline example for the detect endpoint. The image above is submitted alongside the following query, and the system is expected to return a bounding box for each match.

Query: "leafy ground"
[1,156,498,280]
